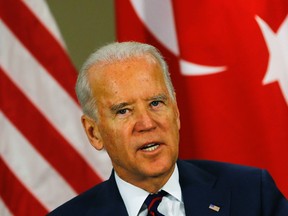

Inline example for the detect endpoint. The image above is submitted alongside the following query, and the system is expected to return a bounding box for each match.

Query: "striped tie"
[144,190,167,216]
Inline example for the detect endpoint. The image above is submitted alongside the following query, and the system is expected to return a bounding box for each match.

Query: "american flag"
[0,1,111,214]
[209,204,220,212]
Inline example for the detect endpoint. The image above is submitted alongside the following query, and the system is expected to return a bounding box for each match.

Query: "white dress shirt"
[115,165,186,216]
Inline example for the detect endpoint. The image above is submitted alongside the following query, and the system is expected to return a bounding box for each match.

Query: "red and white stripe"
[0,0,111,214]
[0,196,12,216]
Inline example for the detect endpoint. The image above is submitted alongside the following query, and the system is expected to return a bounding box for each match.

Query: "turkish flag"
[115,0,288,197]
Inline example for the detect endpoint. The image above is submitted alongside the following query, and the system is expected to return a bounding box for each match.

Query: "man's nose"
[133,109,157,133]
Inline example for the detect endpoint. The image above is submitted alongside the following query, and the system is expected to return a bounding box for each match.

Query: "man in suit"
[48,41,288,215]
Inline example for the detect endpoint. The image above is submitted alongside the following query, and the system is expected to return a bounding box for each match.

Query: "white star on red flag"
[256,15,288,104]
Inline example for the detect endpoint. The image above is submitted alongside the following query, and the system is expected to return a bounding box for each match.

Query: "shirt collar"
[115,164,182,216]
[162,164,182,202]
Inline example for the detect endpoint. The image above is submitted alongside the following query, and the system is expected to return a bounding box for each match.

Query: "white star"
[256,15,288,104]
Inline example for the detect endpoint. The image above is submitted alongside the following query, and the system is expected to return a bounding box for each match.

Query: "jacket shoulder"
[180,159,265,189]
[47,179,112,215]
[186,160,262,176]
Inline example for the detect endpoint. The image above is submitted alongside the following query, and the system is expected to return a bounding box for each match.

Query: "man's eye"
[150,101,161,107]
[116,109,128,115]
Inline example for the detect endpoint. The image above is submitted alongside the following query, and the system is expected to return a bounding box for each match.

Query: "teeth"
[142,143,159,152]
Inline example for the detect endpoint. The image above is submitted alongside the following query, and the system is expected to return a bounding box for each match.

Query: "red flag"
[0,0,111,214]
[116,0,288,198]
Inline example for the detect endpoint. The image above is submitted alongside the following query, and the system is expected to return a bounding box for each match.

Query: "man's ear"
[81,115,104,150]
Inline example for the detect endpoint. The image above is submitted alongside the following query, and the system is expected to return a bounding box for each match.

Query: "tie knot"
[144,190,167,216]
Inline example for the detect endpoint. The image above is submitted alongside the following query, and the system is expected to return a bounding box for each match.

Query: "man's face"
[86,56,180,187]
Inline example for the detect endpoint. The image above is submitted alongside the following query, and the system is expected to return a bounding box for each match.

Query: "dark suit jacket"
[48,160,288,215]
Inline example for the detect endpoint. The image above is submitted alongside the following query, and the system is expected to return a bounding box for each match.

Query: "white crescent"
[130,0,227,76]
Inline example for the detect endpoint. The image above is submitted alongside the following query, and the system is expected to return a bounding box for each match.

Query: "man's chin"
[144,162,175,179]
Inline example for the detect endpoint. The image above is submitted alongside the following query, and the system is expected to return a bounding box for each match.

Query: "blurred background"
[47,0,115,70]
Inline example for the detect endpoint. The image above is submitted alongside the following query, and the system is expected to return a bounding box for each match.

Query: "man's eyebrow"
[148,94,168,101]
[110,102,130,113]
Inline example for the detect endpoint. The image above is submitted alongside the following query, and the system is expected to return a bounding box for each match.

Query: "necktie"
[144,190,167,216]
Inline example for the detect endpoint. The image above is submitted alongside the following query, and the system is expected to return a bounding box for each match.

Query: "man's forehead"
[103,88,170,104]
[88,57,164,85]
[87,55,169,107]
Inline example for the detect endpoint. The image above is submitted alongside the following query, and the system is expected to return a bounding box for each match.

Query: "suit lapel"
[178,160,231,216]
[86,171,129,216]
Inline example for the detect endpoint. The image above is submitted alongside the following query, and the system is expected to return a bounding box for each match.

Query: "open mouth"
[140,143,160,152]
